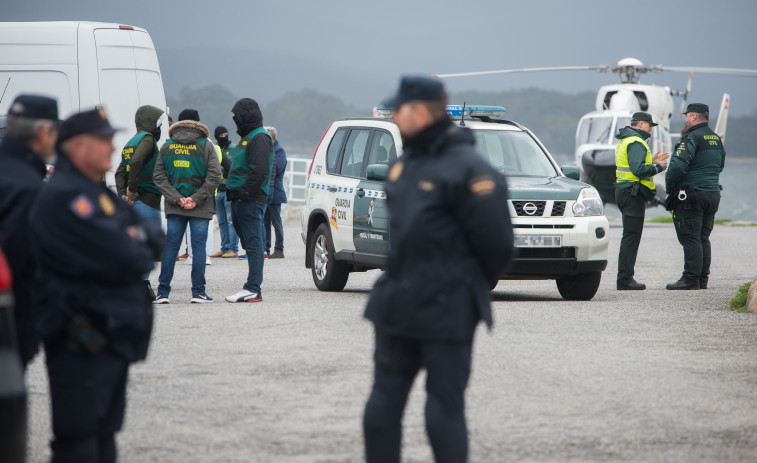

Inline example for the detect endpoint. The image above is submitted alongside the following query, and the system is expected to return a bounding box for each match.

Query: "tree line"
[167,85,756,158]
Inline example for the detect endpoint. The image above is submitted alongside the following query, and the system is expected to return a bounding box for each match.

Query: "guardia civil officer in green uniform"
[114,105,165,299]
[614,112,669,290]
[665,103,725,290]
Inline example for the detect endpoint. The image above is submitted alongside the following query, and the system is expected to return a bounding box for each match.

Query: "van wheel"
[556,271,601,301]
[311,224,349,291]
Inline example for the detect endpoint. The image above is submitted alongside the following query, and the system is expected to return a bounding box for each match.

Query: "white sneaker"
[153,294,170,304]
[225,289,262,303]
[206,256,212,265]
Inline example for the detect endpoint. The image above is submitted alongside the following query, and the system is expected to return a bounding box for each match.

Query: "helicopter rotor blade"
[679,72,694,118]
[430,65,609,79]
[659,66,757,77]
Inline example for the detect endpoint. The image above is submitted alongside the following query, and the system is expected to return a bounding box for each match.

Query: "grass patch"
[729,282,753,313]
[647,216,673,223]
[714,218,733,225]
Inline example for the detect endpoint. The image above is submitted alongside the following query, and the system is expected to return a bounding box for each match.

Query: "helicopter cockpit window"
[474,130,557,177]
[576,116,614,149]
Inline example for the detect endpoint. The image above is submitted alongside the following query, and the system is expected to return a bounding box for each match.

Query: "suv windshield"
[473,130,557,177]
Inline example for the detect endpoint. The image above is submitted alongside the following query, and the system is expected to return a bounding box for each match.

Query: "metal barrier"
[282,157,311,220]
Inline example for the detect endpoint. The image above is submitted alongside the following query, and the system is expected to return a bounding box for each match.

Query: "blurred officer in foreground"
[0,94,58,463]
[115,104,165,299]
[0,95,58,368]
[29,108,164,463]
[363,76,514,463]
[614,112,668,290]
[665,103,725,290]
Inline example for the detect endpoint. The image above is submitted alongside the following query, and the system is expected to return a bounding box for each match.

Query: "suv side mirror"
[366,164,388,181]
[561,166,580,180]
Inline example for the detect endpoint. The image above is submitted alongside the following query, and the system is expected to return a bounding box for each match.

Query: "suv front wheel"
[310,223,349,292]
[556,271,602,301]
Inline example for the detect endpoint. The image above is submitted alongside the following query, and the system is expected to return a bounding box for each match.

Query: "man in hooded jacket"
[224,98,273,303]
[115,105,165,298]
[152,109,221,303]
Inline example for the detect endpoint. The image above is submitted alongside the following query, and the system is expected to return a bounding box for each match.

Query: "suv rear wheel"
[311,224,349,291]
[556,271,602,301]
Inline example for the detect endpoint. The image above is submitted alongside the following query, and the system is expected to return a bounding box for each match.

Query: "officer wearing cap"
[665,103,725,290]
[362,76,514,463]
[614,111,669,290]
[0,94,59,370]
[29,108,164,462]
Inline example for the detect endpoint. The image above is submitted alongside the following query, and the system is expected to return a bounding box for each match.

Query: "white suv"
[301,106,609,300]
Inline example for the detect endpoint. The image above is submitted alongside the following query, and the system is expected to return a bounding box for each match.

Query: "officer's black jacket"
[364,119,514,341]
[29,153,164,362]
[0,136,48,364]
[230,98,272,203]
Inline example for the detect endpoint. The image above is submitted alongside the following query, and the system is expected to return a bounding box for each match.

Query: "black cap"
[178,109,200,121]
[214,126,228,138]
[58,107,118,144]
[631,111,658,127]
[683,103,709,115]
[381,75,446,109]
[7,94,58,121]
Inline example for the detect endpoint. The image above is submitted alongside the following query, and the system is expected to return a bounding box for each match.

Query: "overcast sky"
[5,0,757,116]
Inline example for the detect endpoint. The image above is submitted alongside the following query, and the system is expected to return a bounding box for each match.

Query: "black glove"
[226,190,239,202]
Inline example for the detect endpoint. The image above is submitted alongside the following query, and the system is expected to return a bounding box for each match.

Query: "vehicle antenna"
[460,102,466,126]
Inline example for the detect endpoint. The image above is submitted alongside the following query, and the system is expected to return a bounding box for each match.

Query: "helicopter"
[432,58,757,205]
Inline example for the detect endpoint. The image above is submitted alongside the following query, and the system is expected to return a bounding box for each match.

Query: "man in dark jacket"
[210,125,239,258]
[665,103,726,290]
[152,110,221,303]
[115,105,165,298]
[224,99,273,303]
[363,76,514,463]
[29,108,164,463]
[614,112,668,290]
[0,94,59,368]
[263,126,287,258]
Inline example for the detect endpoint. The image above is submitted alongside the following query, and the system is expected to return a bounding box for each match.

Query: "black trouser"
[45,341,129,463]
[672,190,720,284]
[615,187,646,284]
[363,332,473,463]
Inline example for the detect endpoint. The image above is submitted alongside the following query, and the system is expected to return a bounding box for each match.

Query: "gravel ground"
[24,218,757,462]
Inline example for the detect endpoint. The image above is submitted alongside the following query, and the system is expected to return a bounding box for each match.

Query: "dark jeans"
[672,190,720,284]
[216,191,238,253]
[158,214,210,297]
[45,343,129,463]
[363,332,473,463]
[615,187,646,284]
[264,203,284,253]
[231,200,266,294]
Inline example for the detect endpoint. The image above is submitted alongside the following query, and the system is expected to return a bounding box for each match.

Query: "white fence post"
[282,157,312,220]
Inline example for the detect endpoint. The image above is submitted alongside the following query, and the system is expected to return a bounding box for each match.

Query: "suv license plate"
[515,235,562,248]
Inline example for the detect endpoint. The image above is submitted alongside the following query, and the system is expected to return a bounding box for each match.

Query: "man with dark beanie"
[225,98,273,303]
[210,125,239,257]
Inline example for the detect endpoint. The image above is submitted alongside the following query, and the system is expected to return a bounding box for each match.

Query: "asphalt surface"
[24,216,757,462]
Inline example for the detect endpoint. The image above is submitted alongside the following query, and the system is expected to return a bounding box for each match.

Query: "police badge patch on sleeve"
[98,194,115,216]
[470,175,496,195]
[70,194,94,219]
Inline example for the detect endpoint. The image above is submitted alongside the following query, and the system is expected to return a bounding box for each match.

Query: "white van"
[0,21,168,188]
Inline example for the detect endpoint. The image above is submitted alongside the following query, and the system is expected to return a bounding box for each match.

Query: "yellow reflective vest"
[615,135,655,190]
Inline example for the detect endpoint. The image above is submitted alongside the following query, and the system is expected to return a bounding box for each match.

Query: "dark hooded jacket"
[115,105,164,210]
[228,98,272,203]
[364,118,514,341]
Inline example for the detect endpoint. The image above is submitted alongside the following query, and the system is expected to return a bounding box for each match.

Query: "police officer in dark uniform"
[665,103,726,290]
[29,108,164,463]
[614,112,669,290]
[0,94,59,368]
[363,76,514,463]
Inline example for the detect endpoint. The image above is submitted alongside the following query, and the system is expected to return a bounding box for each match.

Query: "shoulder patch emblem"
[70,194,94,219]
[99,193,115,216]
[470,176,496,195]
[388,162,404,182]
[241,140,248,146]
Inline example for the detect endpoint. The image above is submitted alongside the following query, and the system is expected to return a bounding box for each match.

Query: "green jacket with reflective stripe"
[614,126,658,192]
[121,131,160,195]
[227,127,274,200]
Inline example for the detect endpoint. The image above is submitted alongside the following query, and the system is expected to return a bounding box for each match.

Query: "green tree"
[166,85,239,134]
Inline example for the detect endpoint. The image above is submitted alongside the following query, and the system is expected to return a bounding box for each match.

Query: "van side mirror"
[561,166,580,180]
[366,164,388,181]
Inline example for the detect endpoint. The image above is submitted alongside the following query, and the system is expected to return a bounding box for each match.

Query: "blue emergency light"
[375,105,506,118]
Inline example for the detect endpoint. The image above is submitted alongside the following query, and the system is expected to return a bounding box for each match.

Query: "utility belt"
[664,185,699,211]
[627,181,655,201]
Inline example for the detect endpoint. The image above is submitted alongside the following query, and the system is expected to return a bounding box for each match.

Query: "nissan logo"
[523,202,538,215]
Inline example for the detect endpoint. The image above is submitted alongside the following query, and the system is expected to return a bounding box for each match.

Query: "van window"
[339,129,370,177]
[0,72,74,116]
[366,130,396,167]
[326,128,348,173]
